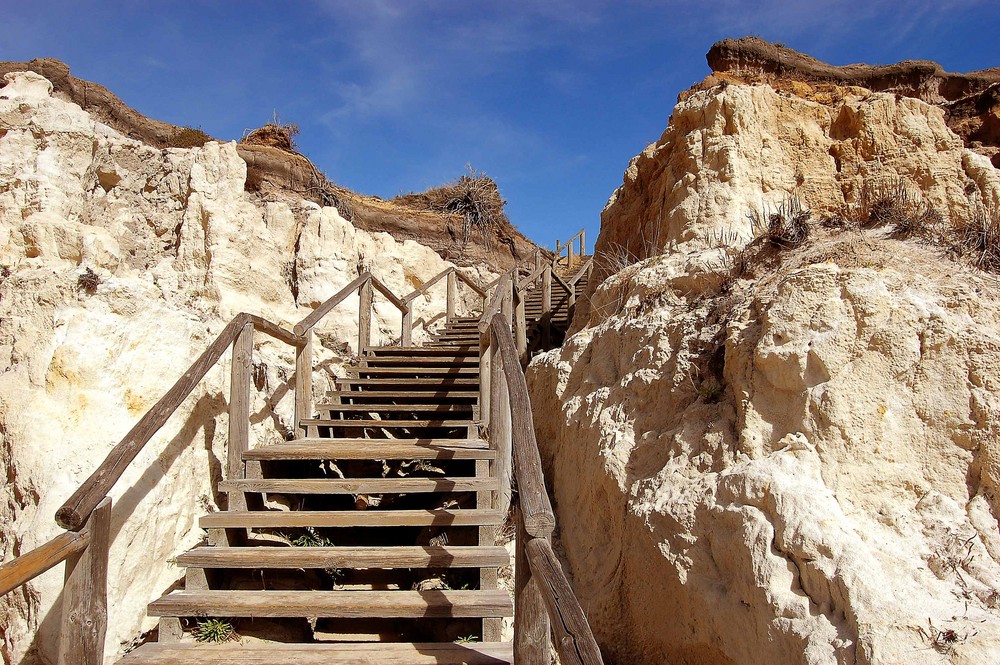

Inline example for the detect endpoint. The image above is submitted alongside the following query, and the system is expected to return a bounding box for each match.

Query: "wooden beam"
[56,314,250,530]
[368,275,408,313]
[0,531,88,596]
[401,304,413,347]
[526,537,604,665]
[447,271,458,321]
[400,268,452,305]
[58,497,111,665]
[246,315,305,348]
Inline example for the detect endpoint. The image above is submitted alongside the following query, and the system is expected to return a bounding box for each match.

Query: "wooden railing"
[0,241,598,664]
[479,282,604,664]
[554,228,586,270]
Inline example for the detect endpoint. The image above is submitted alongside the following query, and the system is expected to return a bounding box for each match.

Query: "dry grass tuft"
[957,202,1000,272]
[168,127,212,149]
[747,196,812,248]
[393,166,509,250]
[241,115,300,152]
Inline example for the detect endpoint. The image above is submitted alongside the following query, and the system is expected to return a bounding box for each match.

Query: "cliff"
[529,40,1000,664]
[0,70,491,663]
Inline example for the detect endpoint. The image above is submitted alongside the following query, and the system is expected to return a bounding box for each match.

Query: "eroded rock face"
[0,71,488,663]
[530,47,1000,665]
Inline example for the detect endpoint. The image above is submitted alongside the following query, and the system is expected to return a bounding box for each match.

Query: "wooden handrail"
[246,314,307,347]
[293,272,372,335]
[488,313,554,536]
[0,530,88,595]
[368,275,408,312]
[567,257,594,286]
[454,269,488,298]
[401,268,453,304]
[479,273,514,333]
[526,538,603,665]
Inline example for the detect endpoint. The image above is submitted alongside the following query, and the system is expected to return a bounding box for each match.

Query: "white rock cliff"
[0,71,487,664]
[528,78,1000,663]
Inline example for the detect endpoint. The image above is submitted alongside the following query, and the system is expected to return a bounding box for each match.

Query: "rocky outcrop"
[0,70,490,664]
[531,42,1000,664]
[0,58,538,270]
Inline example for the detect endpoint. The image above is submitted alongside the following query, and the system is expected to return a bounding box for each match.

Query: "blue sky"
[4,1,999,249]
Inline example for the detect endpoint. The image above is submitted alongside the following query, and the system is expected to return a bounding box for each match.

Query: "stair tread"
[219,477,496,494]
[338,378,480,385]
[201,509,503,528]
[119,642,513,664]
[351,367,479,374]
[316,403,474,412]
[301,418,475,427]
[364,346,478,355]
[244,439,494,461]
[176,545,510,568]
[148,590,512,618]
[331,391,479,399]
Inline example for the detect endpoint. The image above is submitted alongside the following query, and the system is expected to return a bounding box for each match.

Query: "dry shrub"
[747,195,811,248]
[892,203,945,239]
[169,127,212,149]
[77,267,101,294]
[393,166,508,249]
[241,115,300,152]
[842,177,921,229]
[957,202,1000,272]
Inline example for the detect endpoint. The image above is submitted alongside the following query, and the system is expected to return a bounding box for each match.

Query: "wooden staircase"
[120,317,513,664]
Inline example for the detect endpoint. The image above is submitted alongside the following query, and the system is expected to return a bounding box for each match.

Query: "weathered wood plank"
[447,270,458,320]
[219,477,495,494]
[245,315,305,348]
[57,315,249,530]
[176,545,510,569]
[0,531,88,596]
[57,497,111,665]
[120,641,513,664]
[148,590,513,618]
[243,439,493,461]
[226,322,253,512]
[200,508,503,529]
[526,537,604,665]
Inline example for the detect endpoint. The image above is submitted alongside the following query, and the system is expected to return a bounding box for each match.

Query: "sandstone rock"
[0,72,491,664]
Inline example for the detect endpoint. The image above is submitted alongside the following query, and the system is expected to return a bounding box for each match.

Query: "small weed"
[194,618,237,643]
[455,635,479,644]
[289,527,334,548]
[76,267,101,294]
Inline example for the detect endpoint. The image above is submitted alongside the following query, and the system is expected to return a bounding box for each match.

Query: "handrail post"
[446,271,458,321]
[534,250,542,271]
[515,518,551,665]
[568,237,575,270]
[514,290,527,364]
[401,303,413,347]
[542,265,553,347]
[58,497,111,665]
[227,322,253,510]
[479,327,491,430]
[490,329,513,518]
[580,229,586,258]
[358,279,373,352]
[295,334,313,438]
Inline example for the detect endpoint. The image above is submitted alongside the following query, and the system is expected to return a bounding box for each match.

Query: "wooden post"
[501,279,513,327]
[568,237,575,270]
[358,279,373,352]
[534,250,542,271]
[580,229,586,257]
[479,328,491,430]
[446,271,458,321]
[514,291,528,364]
[542,265,553,347]
[401,303,413,347]
[515,517,550,665]
[227,322,253,511]
[58,497,111,665]
[490,331,513,518]
[294,334,313,439]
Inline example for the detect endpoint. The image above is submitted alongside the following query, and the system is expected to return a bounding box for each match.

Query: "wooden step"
[361,356,479,366]
[364,346,478,356]
[120,642,513,664]
[352,366,479,376]
[337,378,479,387]
[219,476,495,494]
[316,403,474,414]
[200,509,503,529]
[301,418,476,428]
[148,590,512,618]
[176,545,509,569]
[244,439,493,461]
[330,391,479,401]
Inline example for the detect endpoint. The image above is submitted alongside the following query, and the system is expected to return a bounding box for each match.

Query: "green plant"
[747,196,811,248]
[194,618,237,643]
[289,527,334,547]
[76,267,101,294]
[455,635,479,644]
